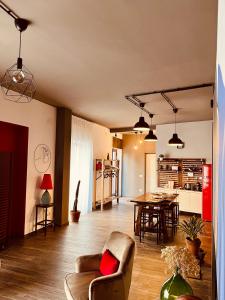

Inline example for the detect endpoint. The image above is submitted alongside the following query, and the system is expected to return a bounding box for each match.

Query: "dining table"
[130,192,178,242]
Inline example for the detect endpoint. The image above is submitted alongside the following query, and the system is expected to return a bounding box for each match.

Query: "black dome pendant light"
[133,103,149,132]
[144,114,158,142]
[168,108,184,146]
[0,4,36,103]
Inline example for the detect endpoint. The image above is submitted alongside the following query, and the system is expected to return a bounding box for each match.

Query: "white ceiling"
[0,1,217,128]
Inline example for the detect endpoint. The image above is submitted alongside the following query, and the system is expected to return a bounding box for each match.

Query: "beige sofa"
[64,231,135,300]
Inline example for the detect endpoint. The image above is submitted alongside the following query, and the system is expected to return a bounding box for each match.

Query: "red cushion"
[100,249,120,276]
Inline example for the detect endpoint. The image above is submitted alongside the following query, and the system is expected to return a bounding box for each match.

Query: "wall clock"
[34,144,51,173]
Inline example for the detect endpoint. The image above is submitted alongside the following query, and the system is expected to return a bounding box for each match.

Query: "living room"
[0,1,224,300]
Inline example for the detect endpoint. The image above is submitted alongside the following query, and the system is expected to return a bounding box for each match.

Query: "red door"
[202,164,212,221]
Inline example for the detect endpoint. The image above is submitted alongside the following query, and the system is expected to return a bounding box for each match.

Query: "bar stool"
[134,204,140,232]
[163,202,179,238]
[139,205,164,244]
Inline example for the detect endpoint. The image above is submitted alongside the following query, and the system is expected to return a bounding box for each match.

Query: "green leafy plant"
[179,215,204,241]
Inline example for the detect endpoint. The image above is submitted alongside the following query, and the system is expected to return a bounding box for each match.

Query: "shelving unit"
[158,158,205,189]
[94,159,120,211]
[158,158,181,188]
[182,158,206,188]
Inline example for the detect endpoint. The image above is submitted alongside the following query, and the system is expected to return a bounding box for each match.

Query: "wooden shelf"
[94,158,120,211]
[95,196,118,207]
[158,158,181,188]
[158,170,180,173]
[158,158,206,189]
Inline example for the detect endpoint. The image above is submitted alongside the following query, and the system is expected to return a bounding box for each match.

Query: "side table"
[35,203,55,236]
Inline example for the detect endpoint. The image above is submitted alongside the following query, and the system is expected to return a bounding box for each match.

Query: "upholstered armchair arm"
[89,272,125,300]
[75,253,102,273]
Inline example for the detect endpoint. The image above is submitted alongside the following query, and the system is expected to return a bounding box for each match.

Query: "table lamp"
[40,174,53,204]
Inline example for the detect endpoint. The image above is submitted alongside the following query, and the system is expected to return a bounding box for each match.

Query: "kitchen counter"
[177,189,202,193]
[156,187,202,193]
[155,187,202,214]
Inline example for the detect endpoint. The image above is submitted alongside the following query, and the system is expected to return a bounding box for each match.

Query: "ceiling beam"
[110,127,134,133]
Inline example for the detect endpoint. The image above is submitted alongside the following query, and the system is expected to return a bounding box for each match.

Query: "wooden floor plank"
[0,199,211,299]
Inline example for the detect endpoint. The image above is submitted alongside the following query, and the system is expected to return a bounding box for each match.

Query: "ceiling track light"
[133,103,150,132]
[168,108,184,147]
[0,2,35,103]
[144,113,158,142]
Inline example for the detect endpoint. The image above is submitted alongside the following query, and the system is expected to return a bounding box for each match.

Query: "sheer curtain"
[69,116,93,215]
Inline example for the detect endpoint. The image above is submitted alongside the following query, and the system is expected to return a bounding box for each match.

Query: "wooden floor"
[0,199,212,300]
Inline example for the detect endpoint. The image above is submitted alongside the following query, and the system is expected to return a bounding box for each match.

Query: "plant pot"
[70,210,81,222]
[160,272,193,300]
[185,237,201,258]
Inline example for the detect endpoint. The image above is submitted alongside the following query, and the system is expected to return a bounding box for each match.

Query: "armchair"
[64,231,135,300]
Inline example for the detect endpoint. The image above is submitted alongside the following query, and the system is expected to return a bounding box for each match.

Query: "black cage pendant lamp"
[0,18,36,103]
[133,103,149,132]
[144,114,158,142]
[168,108,184,146]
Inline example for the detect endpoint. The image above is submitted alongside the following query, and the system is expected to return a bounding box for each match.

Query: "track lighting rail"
[127,83,214,98]
[0,1,18,20]
[125,82,213,110]
[161,92,177,110]
[125,96,154,115]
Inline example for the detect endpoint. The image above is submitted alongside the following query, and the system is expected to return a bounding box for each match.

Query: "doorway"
[145,153,157,193]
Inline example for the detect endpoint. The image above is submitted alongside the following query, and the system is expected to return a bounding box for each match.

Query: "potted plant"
[70,180,81,222]
[179,215,204,257]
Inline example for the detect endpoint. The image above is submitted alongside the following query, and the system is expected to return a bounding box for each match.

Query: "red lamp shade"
[40,174,53,190]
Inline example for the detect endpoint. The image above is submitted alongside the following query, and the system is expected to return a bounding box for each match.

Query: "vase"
[160,272,193,300]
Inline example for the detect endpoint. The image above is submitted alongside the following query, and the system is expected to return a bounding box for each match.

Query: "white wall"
[92,123,112,159]
[0,97,56,234]
[156,120,212,163]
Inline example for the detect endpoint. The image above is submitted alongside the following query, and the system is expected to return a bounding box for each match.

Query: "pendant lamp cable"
[149,113,154,130]
[19,31,22,58]
[175,112,176,133]
[173,108,178,133]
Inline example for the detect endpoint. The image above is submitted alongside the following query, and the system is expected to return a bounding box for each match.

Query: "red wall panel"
[0,121,28,239]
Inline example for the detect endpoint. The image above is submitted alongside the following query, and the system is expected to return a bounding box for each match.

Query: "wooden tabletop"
[130,192,178,204]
